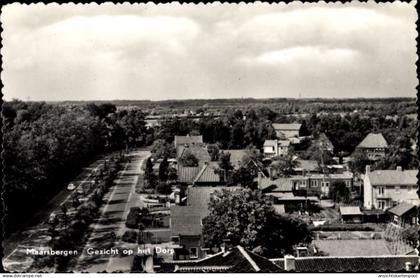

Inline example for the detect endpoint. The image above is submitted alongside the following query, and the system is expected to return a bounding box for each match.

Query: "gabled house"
[272,123,302,139]
[263,140,290,158]
[293,159,320,175]
[363,166,418,210]
[170,187,240,260]
[355,133,388,160]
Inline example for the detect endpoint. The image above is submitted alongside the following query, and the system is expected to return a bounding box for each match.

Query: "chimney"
[397,166,402,172]
[365,165,370,174]
[284,255,296,271]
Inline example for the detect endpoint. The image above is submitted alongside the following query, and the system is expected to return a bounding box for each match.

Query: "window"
[378,200,385,209]
[189,247,198,259]
[378,187,385,195]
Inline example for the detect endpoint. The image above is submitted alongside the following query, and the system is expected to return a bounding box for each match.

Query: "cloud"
[1,3,417,101]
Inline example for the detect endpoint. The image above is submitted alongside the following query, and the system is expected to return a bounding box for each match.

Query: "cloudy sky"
[1,2,417,101]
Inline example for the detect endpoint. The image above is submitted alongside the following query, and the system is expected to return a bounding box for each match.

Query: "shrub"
[122,230,138,243]
[156,182,172,195]
[312,224,376,231]
[126,207,141,229]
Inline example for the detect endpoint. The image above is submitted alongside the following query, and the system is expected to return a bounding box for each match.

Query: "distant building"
[355,133,388,160]
[363,166,418,210]
[291,172,353,198]
[174,135,203,148]
[388,203,419,227]
[170,187,239,260]
[272,123,302,139]
[263,139,290,158]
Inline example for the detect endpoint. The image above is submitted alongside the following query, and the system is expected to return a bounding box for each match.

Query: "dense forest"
[2,98,417,235]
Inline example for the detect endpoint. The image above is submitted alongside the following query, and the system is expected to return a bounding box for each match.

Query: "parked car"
[67,183,76,191]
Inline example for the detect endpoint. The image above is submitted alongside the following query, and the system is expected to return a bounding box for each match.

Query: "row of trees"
[3,100,148,235]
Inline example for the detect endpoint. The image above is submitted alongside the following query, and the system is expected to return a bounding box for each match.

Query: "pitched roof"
[263,140,277,147]
[278,140,290,147]
[259,177,293,192]
[357,133,388,149]
[339,206,362,216]
[175,135,203,146]
[271,255,419,272]
[272,123,302,131]
[367,169,417,186]
[177,145,211,163]
[170,206,206,236]
[177,166,200,183]
[171,187,240,236]
[388,202,417,216]
[194,162,221,183]
[315,133,334,150]
[161,246,281,273]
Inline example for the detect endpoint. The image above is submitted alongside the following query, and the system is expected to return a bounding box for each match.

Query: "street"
[74,150,150,272]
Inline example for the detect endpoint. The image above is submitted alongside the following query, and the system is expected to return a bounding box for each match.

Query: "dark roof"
[271,255,419,272]
[175,135,203,146]
[367,170,417,186]
[357,133,388,149]
[272,123,302,131]
[388,203,417,216]
[161,246,281,273]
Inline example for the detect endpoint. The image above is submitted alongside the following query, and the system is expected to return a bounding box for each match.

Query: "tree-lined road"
[74,150,150,272]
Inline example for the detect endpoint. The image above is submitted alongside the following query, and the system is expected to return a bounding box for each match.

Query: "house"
[263,140,290,158]
[270,255,419,272]
[158,245,282,272]
[339,206,363,223]
[174,135,203,147]
[220,150,266,179]
[363,166,418,210]
[272,123,302,139]
[291,172,353,198]
[355,133,388,160]
[177,162,223,186]
[170,187,239,260]
[388,203,419,227]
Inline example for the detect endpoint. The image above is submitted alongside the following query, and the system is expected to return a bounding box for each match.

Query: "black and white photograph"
[1,1,419,274]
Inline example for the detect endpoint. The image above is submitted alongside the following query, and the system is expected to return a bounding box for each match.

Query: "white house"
[263,139,290,158]
[363,165,418,210]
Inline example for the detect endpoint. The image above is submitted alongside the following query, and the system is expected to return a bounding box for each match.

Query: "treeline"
[2,100,148,235]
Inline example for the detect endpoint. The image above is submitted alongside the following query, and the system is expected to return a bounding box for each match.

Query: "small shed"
[340,206,363,223]
[388,203,418,227]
